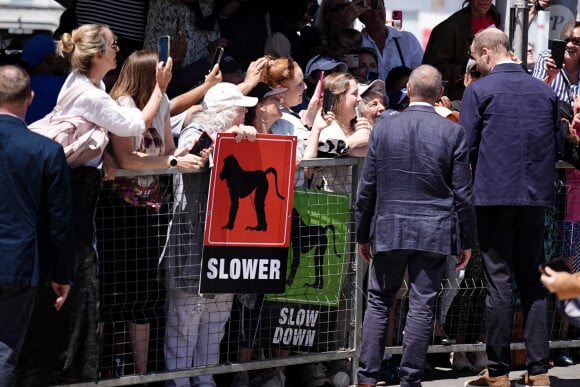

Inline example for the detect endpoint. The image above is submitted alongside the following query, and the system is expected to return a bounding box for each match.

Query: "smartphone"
[317,70,325,100]
[322,88,333,114]
[190,131,214,155]
[158,35,170,65]
[355,104,364,119]
[366,70,380,82]
[442,80,449,96]
[550,39,566,69]
[392,10,403,30]
[540,259,571,274]
[210,46,224,69]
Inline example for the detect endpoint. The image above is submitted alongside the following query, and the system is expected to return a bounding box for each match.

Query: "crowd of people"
[1,0,580,387]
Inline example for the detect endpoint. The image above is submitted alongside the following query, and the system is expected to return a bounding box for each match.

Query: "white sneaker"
[328,370,350,387]
[451,351,473,371]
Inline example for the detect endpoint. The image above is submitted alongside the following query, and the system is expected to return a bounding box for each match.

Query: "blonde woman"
[53,24,171,380]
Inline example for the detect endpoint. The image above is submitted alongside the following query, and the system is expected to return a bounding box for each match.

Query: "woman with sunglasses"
[96,50,206,377]
[535,20,580,368]
[38,24,174,381]
[534,20,580,105]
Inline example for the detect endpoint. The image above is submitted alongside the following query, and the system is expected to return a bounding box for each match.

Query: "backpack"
[28,83,109,168]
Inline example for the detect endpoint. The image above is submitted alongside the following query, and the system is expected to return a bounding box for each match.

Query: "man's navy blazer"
[0,114,74,287]
[356,104,476,256]
[459,62,561,207]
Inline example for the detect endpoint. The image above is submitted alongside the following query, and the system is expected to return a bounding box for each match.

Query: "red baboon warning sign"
[200,133,297,293]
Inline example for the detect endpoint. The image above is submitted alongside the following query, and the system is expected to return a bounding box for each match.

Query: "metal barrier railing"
[23,158,580,386]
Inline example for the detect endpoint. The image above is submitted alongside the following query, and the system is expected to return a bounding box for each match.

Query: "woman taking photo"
[98,50,204,376]
[304,72,372,193]
[50,23,172,381]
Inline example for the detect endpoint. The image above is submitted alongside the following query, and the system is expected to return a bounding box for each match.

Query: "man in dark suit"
[0,65,75,387]
[460,28,560,387]
[356,64,476,387]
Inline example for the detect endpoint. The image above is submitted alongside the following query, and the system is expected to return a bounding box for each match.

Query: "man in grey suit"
[356,64,476,387]
[461,28,560,387]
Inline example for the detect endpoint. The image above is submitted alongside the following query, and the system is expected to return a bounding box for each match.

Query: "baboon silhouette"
[286,208,340,289]
[219,154,285,231]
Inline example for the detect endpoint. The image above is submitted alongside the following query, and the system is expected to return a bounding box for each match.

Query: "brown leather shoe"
[357,384,375,387]
[464,369,511,387]
[515,371,550,386]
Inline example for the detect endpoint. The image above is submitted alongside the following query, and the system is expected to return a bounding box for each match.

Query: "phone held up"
[441,80,449,97]
[322,89,333,115]
[550,39,566,69]
[392,10,403,30]
[210,46,225,70]
[190,131,214,156]
[316,70,325,100]
[158,35,170,66]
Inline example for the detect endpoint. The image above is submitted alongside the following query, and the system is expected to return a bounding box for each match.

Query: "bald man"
[356,64,476,387]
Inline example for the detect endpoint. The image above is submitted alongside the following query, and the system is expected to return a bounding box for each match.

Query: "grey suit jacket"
[356,104,476,256]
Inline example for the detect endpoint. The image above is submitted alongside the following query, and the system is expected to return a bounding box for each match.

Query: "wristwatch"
[168,155,178,168]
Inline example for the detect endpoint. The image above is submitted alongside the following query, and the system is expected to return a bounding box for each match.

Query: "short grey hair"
[408,65,442,100]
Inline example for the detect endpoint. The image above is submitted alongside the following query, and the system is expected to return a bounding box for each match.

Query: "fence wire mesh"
[19,161,580,387]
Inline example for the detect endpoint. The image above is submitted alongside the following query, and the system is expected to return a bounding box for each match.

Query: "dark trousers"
[477,206,550,376]
[0,283,36,387]
[358,250,446,387]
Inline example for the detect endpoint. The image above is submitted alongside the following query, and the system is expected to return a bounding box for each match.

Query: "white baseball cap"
[358,79,385,98]
[202,82,258,112]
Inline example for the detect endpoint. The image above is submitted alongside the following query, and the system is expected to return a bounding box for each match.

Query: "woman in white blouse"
[52,24,172,380]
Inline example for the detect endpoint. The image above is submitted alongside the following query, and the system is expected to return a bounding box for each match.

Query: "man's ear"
[27,90,35,107]
[405,83,412,98]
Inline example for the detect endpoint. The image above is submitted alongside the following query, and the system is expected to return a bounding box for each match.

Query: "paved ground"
[376,364,580,386]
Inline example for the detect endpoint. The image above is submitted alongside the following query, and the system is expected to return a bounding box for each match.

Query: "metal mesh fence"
[75,159,360,387]
[38,160,580,387]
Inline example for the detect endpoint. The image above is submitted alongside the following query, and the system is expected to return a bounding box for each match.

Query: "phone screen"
[190,131,214,155]
[322,89,333,114]
[442,80,449,97]
[550,39,566,69]
[211,46,224,69]
[159,35,170,65]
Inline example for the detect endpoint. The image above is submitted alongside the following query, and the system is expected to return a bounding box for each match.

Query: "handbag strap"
[55,82,95,113]
[394,37,406,68]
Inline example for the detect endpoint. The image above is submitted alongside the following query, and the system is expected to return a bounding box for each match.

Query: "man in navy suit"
[356,64,476,387]
[460,28,560,387]
[0,65,74,387]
